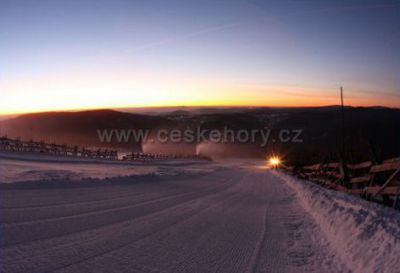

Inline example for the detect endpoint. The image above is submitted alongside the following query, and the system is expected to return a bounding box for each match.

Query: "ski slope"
[0,156,399,273]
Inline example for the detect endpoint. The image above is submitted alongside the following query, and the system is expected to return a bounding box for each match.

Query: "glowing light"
[268,156,281,168]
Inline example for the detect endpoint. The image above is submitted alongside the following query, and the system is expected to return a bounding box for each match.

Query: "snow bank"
[0,158,158,183]
[274,171,400,273]
[0,152,216,183]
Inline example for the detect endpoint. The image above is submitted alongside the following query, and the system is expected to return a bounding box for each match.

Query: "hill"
[0,109,166,150]
[0,106,399,163]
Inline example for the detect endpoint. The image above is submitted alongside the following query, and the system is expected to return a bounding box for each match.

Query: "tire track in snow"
[51,192,245,273]
[245,172,272,273]
[51,172,255,273]
[1,173,248,273]
[0,170,228,209]
[0,171,247,273]
[0,183,233,247]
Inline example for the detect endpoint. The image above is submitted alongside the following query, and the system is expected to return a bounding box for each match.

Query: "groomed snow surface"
[0,153,399,273]
[0,151,214,183]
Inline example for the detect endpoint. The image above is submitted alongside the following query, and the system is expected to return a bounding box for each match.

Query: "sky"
[0,0,399,115]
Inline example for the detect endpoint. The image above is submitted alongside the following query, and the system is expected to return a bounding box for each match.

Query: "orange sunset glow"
[1,73,398,115]
[1,0,399,116]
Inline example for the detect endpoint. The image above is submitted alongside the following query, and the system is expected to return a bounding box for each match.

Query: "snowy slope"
[0,155,399,273]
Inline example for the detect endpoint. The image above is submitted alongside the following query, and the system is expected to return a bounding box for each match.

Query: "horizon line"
[1,104,398,117]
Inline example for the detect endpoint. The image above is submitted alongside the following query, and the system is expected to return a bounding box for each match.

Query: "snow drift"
[275,171,400,273]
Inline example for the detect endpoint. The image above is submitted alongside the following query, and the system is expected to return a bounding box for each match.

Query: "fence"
[122,152,209,162]
[286,158,400,208]
[0,136,118,160]
[0,136,209,162]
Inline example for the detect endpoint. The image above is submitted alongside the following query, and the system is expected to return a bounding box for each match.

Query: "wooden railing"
[0,136,210,162]
[286,158,400,208]
[0,136,118,160]
[122,152,209,162]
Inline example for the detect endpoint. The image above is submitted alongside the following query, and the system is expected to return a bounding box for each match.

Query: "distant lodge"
[0,136,207,162]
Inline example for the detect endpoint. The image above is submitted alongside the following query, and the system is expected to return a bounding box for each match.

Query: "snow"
[0,154,399,273]
[0,151,215,183]
[274,171,400,273]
